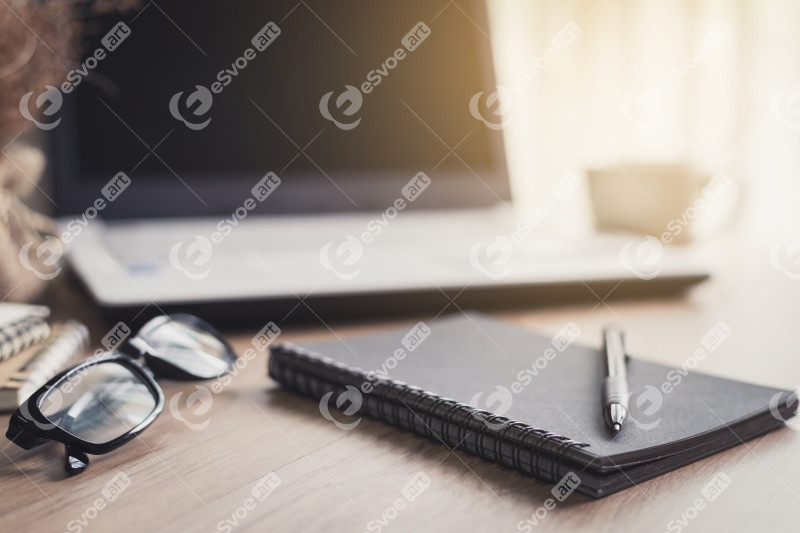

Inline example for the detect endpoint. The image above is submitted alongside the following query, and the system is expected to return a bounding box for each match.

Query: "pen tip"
[613,423,621,431]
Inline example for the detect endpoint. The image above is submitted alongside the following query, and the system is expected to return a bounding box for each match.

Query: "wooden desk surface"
[2,239,800,532]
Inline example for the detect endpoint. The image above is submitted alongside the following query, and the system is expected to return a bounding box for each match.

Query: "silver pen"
[602,325,629,431]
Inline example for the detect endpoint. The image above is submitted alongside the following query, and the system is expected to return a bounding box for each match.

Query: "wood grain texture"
[2,241,800,533]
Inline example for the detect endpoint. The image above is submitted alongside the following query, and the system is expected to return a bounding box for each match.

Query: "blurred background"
[1,0,799,314]
[488,0,800,241]
[6,0,796,239]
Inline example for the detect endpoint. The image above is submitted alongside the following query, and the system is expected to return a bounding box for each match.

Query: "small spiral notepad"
[0,321,88,410]
[0,303,50,362]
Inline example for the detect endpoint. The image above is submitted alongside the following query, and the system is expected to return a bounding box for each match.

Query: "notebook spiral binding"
[0,317,50,362]
[269,343,590,485]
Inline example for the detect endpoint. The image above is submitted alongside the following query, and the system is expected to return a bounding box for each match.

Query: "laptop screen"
[51,0,509,217]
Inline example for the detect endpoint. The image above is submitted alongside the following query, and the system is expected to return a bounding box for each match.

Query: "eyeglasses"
[6,314,237,476]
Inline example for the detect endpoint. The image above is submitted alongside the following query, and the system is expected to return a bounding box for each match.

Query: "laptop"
[50,0,707,325]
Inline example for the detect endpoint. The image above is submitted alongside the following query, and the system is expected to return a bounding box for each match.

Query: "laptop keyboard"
[98,212,638,284]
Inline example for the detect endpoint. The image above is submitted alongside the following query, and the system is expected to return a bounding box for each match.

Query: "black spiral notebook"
[268,313,798,498]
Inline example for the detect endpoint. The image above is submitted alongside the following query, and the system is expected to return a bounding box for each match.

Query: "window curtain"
[486,0,800,240]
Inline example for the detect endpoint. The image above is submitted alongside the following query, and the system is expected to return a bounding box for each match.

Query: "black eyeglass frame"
[7,354,165,454]
[5,313,235,474]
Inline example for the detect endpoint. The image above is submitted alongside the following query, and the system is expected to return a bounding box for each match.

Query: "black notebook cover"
[268,313,798,497]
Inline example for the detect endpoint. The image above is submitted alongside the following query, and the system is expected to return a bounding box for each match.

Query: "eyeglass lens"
[38,362,157,445]
[140,318,234,379]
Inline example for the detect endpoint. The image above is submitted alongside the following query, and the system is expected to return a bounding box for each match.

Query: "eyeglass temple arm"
[65,445,90,476]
